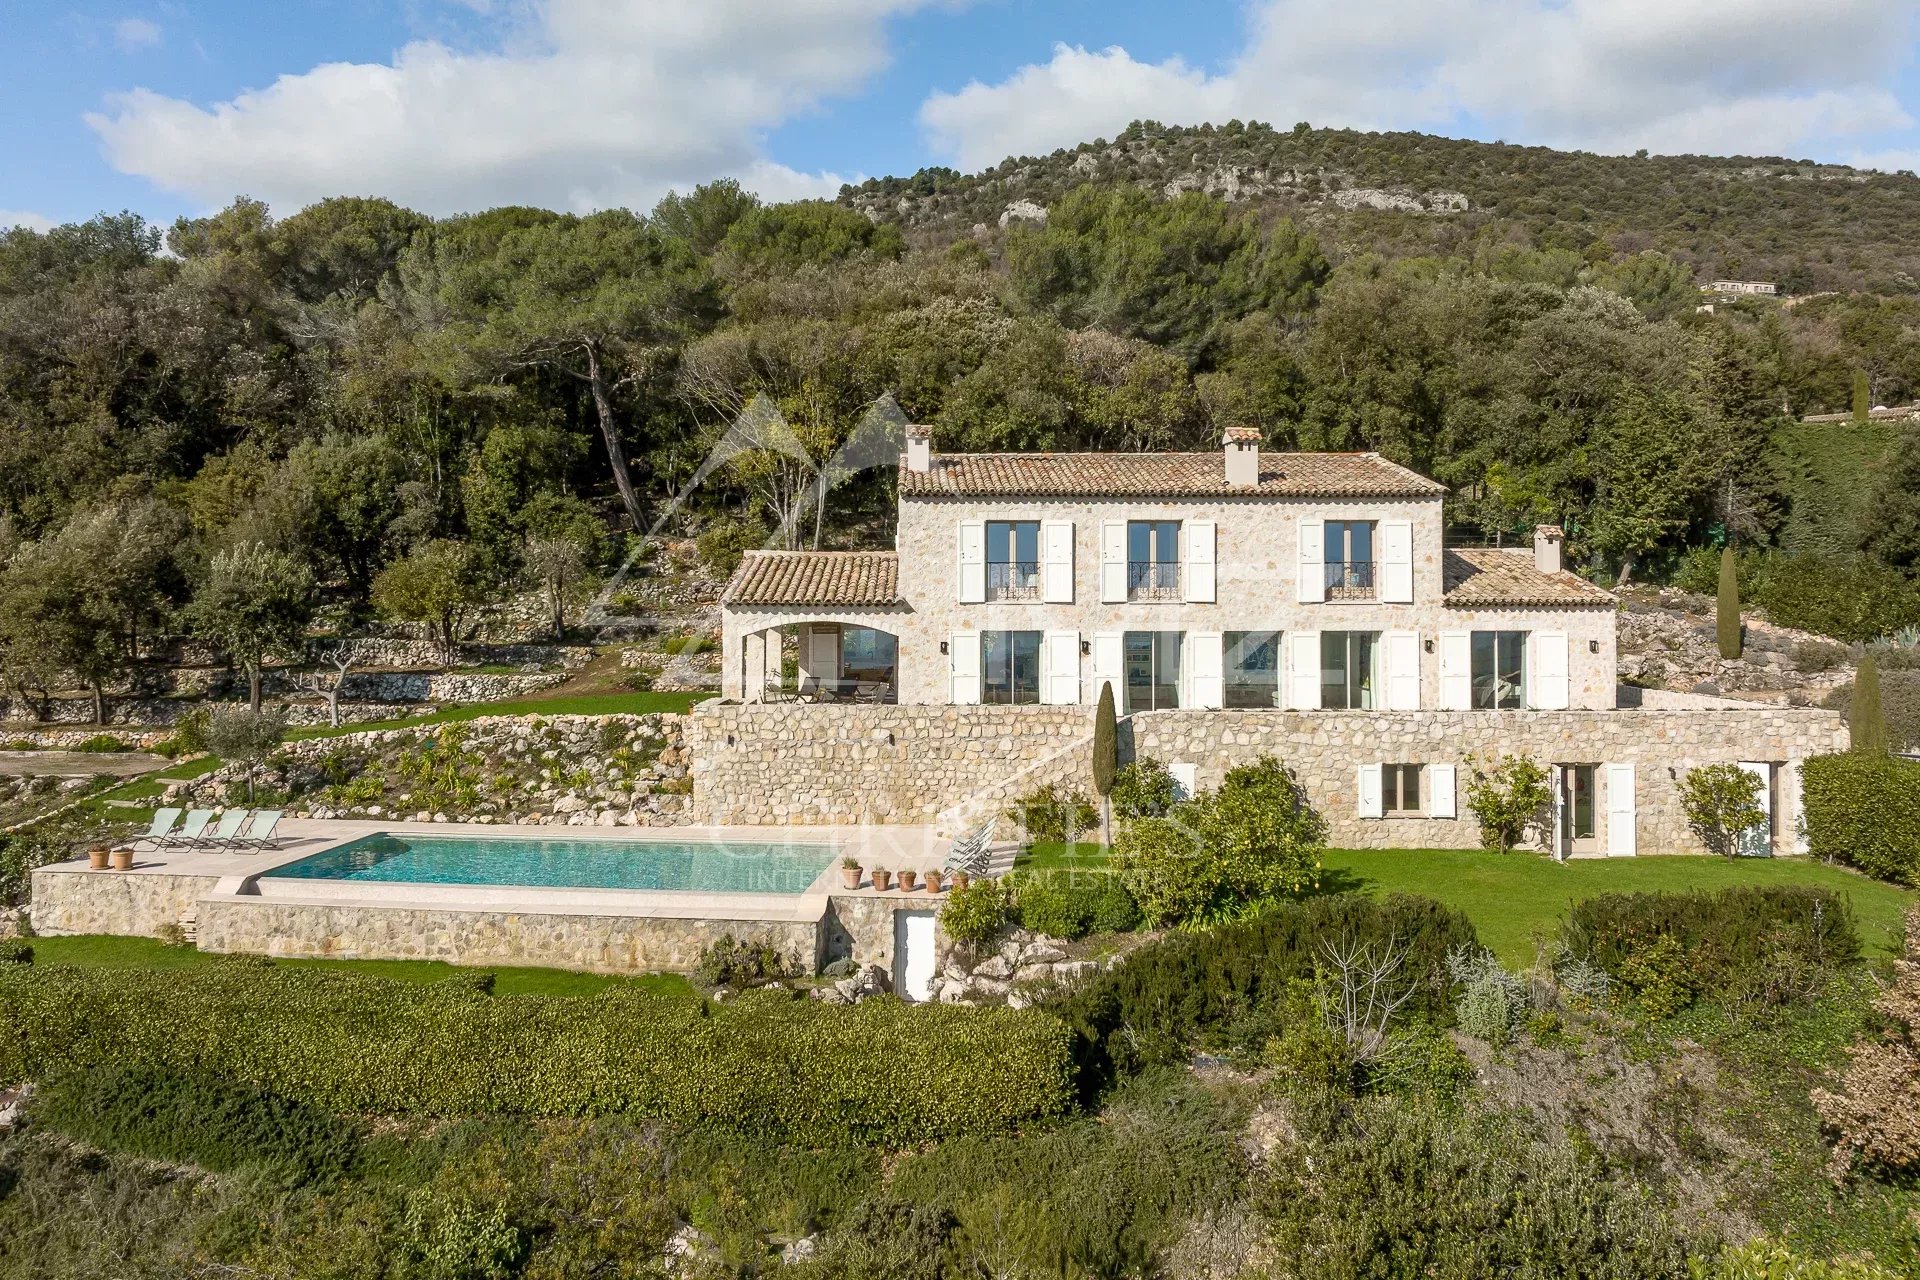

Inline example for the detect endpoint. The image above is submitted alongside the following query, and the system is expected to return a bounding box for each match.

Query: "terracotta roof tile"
[897,451,1445,500]
[1443,548,1615,608]
[722,551,901,608]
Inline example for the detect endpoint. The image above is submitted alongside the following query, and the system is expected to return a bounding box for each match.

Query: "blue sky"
[4,0,1918,232]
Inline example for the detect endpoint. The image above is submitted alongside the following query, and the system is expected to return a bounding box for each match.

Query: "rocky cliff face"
[1616,589,1853,706]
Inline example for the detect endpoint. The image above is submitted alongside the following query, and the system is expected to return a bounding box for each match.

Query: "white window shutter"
[1287,631,1321,709]
[958,521,985,603]
[1297,517,1325,603]
[1091,632,1123,706]
[1428,764,1457,818]
[1042,520,1074,603]
[1357,763,1383,818]
[1188,632,1224,709]
[1385,630,1420,711]
[1438,631,1471,710]
[1100,521,1127,603]
[1605,763,1636,856]
[1185,520,1217,603]
[1380,518,1413,602]
[1530,631,1569,710]
[1042,631,1081,705]
[949,632,981,705]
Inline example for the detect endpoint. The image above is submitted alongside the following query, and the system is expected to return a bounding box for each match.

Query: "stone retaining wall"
[687,703,1093,829]
[31,869,222,937]
[1129,706,1847,854]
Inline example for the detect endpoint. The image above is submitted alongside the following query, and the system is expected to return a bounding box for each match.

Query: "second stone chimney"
[1534,525,1564,576]
[1223,426,1261,487]
[905,423,933,474]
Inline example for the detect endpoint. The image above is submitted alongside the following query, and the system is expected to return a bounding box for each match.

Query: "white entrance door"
[1737,761,1773,857]
[894,911,937,1002]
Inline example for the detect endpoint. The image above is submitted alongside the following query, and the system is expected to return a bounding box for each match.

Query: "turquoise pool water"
[269,833,836,895]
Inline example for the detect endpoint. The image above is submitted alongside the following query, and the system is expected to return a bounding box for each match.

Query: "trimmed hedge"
[1048,892,1478,1093]
[1009,869,1142,939]
[1562,885,1861,983]
[0,964,1074,1146]
[1803,751,1920,885]
[0,940,29,965]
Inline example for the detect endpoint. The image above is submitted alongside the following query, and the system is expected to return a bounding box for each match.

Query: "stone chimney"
[1223,426,1261,487]
[904,423,933,474]
[1534,525,1564,576]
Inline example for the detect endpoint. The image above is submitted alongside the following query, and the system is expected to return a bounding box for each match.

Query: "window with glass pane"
[1126,520,1181,599]
[1383,764,1423,814]
[839,628,896,682]
[1324,520,1376,596]
[1320,631,1380,709]
[986,520,1041,600]
[982,631,1042,704]
[1224,631,1281,708]
[1470,631,1527,709]
[1562,764,1596,840]
[1123,631,1183,711]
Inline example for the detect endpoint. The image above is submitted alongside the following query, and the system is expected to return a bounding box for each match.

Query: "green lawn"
[1016,841,1110,870]
[1324,848,1917,965]
[24,934,695,997]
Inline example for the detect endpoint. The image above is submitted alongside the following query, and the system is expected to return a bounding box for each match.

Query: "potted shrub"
[924,868,945,893]
[109,846,135,872]
[899,868,919,892]
[872,866,894,892]
[89,845,110,871]
[840,856,863,890]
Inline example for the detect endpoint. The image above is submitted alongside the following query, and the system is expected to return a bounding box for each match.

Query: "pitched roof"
[1443,548,1615,609]
[722,551,902,609]
[897,451,1445,500]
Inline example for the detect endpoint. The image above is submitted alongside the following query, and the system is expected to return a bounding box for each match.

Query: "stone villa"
[713,428,1845,857]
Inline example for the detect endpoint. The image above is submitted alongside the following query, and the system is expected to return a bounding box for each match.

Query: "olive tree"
[185,543,315,712]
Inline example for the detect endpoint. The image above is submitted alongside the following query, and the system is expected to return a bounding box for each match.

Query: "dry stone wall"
[31,868,222,937]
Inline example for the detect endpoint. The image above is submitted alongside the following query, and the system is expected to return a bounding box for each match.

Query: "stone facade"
[31,868,222,937]
[1129,706,1847,855]
[688,702,1092,829]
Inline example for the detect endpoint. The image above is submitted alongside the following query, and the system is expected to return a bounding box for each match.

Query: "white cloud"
[921,0,1919,168]
[113,17,161,51]
[0,210,57,233]
[87,0,931,215]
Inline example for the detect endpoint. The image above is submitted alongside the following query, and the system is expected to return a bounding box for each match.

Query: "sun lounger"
[167,809,216,848]
[196,809,252,849]
[942,818,997,877]
[117,807,182,852]
[238,809,284,850]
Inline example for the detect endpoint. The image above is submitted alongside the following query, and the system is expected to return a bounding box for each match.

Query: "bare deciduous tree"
[1318,931,1418,1064]
[293,643,358,729]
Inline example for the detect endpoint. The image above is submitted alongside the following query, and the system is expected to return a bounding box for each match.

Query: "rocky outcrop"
[929,929,1118,1006]
[1616,592,1853,704]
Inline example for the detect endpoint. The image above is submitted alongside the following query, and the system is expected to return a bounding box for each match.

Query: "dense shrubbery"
[1007,869,1141,939]
[1562,886,1860,1014]
[1749,555,1920,644]
[1679,762,1768,858]
[0,940,28,965]
[693,933,796,989]
[1110,757,1181,820]
[1821,667,1920,754]
[1049,892,1477,1091]
[1803,752,1920,886]
[34,1065,362,1184]
[939,877,1011,947]
[1813,908,1920,1179]
[1005,783,1098,844]
[0,964,1073,1145]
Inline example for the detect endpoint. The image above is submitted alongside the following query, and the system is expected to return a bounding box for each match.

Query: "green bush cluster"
[693,933,795,989]
[1803,751,1920,885]
[0,964,1074,1146]
[1008,869,1141,939]
[1049,892,1477,1092]
[1110,758,1181,820]
[1006,783,1098,844]
[1822,666,1920,753]
[70,733,132,753]
[939,877,1012,947]
[34,1064,362,1184]
[0,939,30,965]
[1561,885,1860,1015]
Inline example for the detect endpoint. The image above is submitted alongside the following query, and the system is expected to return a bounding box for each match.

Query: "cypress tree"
[1092,681,1117,846]
[1853,369,1871,423]
[1716,546,1742,660]
[1850,654,1888,755]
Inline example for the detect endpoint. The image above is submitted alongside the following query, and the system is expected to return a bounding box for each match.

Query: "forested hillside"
[4,120,1920,704]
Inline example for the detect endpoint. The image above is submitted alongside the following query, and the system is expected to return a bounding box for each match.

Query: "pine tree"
[1716,546,1743,660]
[1850,655,1888,755]
[1092,681,1117,847]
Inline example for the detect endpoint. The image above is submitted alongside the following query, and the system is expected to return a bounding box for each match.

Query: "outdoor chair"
[197,809,252,849]
[942,818,997,877]
[117,807,182,852]
[168,809,217,848]
[238,810,285,851]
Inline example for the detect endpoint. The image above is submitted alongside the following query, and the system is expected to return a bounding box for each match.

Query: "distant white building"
[1704,280,1779,296]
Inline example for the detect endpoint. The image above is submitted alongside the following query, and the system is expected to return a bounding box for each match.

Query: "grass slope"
[1325,848,1916,964]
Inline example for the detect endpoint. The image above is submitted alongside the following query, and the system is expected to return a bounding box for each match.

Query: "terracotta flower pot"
[951,870,970,892]
[872,867,894,892]
[109,847,134,872]
[840,862,863,890]
[898,868,919,892]
[89,846,110,871]
[924,869,945,894]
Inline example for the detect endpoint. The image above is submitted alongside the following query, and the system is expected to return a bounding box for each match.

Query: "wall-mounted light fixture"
[1081,639,1091,655]
[1589,640,1600,653]
[939,640,948,655]
[1423,637,1434,653]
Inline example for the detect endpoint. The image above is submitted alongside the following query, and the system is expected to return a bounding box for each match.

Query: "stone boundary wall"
[192,898,820,975]
[1,700,426,734]
[688,703,1094,830]
[1128,707,1848,854]
[31,869,222,937]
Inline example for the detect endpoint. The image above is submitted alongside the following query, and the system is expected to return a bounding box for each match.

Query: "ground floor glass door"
[1124,631,1183,712]
[1560,763,1598,856]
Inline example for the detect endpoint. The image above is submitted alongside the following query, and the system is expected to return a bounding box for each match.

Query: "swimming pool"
[268,833,837,895]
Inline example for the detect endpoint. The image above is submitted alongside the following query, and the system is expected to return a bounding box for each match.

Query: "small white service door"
[895,910,938,1003]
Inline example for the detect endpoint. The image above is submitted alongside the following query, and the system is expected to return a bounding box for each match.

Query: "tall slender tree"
[1850,655,1888,755]
[1716,546,1743,660]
